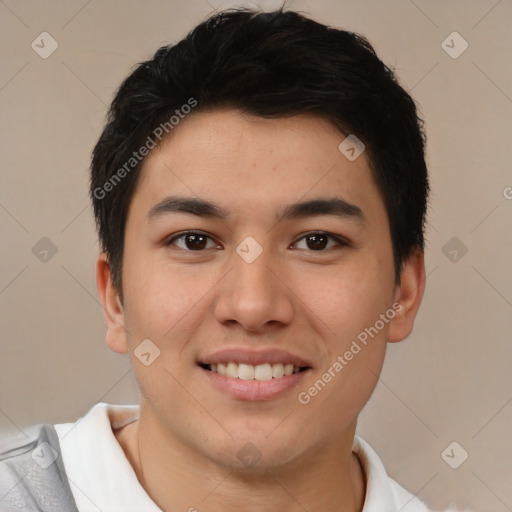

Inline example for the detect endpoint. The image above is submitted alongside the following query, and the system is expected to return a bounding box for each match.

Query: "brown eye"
[305,234,328,250]
[184,234,208,250]
[166,232,220,251]
[292,232,347,251]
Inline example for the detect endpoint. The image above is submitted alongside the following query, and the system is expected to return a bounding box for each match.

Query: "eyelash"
[164,230,350,252]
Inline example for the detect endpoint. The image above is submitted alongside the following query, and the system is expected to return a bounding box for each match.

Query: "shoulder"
[353,435,431,511]
[0,423,79,512]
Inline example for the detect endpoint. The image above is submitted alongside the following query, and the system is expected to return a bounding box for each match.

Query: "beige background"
[1,0,511,510]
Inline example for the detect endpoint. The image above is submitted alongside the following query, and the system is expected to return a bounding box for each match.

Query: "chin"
[204,438,308,474]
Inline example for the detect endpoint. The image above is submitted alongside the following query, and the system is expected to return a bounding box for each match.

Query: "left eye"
[166,232,221,251]
[292,232,346,251]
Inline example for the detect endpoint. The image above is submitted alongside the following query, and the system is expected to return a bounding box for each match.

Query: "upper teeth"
[209,362,301,380]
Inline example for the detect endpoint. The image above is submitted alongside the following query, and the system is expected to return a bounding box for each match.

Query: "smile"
[202,362,309,380]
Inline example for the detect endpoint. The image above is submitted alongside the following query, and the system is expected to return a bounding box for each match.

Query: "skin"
[96,109,425,512]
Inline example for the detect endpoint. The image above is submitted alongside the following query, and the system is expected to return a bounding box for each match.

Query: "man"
[1,7,435,511]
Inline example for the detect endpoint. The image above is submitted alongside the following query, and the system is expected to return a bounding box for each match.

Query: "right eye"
[164,231,222,251]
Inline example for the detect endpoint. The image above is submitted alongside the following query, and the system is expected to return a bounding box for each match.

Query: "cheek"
[297,249,394,421]
[122,255,219,347]
[298,259,394,344]
[121,260,213,412]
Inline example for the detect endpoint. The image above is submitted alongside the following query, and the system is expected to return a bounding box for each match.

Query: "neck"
[115,406,366,512]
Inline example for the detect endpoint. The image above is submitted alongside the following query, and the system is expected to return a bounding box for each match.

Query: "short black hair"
[90,6,429,300]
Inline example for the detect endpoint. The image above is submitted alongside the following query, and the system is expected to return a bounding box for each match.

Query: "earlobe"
[96,253,129,354]
[388,249,426,343]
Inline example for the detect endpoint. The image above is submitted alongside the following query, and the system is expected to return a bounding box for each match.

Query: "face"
[98,109,424,471]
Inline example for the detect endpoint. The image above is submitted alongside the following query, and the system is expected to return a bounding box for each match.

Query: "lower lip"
[199,366,310,401]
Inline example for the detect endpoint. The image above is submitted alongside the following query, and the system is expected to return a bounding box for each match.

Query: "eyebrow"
[147,196,365,223]
[278,197,364,223]
[148,196,229,219]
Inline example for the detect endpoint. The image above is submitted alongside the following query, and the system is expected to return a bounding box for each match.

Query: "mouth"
[199,362,311,380]
[197,349,313,401]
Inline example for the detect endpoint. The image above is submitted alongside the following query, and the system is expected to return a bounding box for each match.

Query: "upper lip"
[197,348,313,368]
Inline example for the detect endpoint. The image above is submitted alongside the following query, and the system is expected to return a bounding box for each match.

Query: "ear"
[96,252,128,354]
[388,248,426,343]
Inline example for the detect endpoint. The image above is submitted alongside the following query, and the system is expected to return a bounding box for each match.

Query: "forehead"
[129,109,384,223]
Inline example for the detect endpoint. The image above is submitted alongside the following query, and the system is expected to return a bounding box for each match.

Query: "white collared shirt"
[54,402,432,512]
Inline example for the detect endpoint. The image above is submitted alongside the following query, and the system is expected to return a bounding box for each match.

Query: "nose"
[213,244,295,334]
